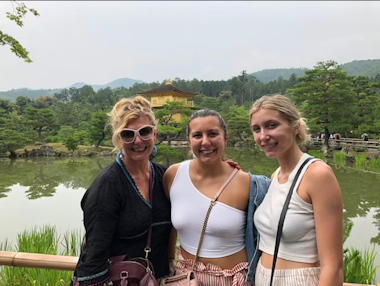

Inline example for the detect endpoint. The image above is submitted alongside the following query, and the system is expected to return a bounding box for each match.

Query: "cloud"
[0,1,379,91]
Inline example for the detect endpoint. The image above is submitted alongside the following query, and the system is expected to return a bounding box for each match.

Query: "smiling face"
[250,108,298,158]
[119,116,156,163]
[188,115,227,164]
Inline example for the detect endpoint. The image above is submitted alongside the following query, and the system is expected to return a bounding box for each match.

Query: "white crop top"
[170,160,246,258]
[254,153,319,263]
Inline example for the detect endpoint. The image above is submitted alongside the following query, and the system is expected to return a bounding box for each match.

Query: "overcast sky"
[0,1,379,91]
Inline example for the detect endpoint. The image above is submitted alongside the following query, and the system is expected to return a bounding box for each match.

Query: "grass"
[0,225,81,286]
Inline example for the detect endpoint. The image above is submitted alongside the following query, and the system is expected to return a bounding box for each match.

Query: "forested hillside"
[0,88,62,101]
[1,59,380,101]
[250,68,307,83]
[249,59,380,82]
[341,59,380,78]
[0,77,143,101]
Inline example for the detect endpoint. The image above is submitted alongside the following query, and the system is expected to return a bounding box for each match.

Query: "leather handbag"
[73,169,159,286]
[160,168,239,286]
[269,157,314,286]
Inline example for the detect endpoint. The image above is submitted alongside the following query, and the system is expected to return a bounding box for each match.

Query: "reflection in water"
[0,149,379,274]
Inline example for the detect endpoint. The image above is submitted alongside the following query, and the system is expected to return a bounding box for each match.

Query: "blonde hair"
[249,94,310,144]
[108,95,156,149]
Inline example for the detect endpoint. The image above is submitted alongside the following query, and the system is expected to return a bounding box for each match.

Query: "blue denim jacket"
[245,173,271,285]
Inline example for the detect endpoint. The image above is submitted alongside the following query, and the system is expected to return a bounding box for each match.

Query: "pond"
[0,147,380,277]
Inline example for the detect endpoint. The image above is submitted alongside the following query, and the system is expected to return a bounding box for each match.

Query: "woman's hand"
[225,160,242,170]
[169,258,176,276]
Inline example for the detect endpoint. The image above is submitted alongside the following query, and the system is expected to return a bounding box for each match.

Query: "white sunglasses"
[118,125,155,144]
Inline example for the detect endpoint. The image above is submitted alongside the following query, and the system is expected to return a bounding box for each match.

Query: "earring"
[151,145,157,156]
[119,151,124,160]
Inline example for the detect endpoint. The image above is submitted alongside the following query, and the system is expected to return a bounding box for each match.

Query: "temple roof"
[138,83,197,96]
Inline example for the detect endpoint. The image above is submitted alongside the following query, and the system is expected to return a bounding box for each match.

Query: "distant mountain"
[0,77,144,102]
[341,59,380,78]
[70,77,144,91]
[250,68,307,83]
[0,88,62,102]
[249,59,380,82]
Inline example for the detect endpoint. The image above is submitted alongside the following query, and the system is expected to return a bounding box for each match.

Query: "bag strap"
[144,162,154,260]
[191,167,239,270]
[269,156,314,286]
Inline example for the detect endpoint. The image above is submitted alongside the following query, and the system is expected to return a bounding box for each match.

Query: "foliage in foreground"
[343,221,380,284]
[0,225,81,286]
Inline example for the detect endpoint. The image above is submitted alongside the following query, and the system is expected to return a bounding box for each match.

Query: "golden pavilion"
[138,79,198,122]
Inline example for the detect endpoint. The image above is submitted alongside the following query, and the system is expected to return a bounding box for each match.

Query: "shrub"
[353,147,366,152]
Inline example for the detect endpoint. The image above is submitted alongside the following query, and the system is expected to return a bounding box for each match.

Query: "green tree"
[193,94,219,110]
[217,90,235,117]
[65,136,79,152]
[1,1,39,62]
[0,128,26,158]
[15,95,32,114]
[154,101,192,145]
[226,105,252,144]
[88,111,110,148]
[231,70,249,106]
[351,76,380,134]
[24,106,58,142]
[288,60,356,147]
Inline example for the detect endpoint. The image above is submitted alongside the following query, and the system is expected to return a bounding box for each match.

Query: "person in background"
[71,96,175,285]
[362,132,369,141]
[249,95,343,286]
[163,109,253,285]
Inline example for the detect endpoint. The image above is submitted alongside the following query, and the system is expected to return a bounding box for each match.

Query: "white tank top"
[170,160,246,258]
[254,153,320,263]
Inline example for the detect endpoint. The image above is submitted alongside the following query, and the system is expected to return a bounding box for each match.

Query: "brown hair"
[108,95,156,149]
[249,94,310,144]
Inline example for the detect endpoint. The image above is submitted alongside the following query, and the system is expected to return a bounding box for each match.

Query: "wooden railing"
[313,138,379,150]
[0,251,379,285]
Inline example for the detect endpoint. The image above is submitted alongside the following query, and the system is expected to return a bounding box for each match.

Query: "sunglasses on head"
[118,125,155,144]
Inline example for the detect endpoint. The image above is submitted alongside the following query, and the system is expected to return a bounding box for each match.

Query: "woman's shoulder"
[302,159,340,197]
[236,169,250,182]
[163,162,181,181]
[306,159,333,178]
[94,161,121,184]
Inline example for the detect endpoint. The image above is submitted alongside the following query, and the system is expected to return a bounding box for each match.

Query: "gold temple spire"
[165,78,172,85]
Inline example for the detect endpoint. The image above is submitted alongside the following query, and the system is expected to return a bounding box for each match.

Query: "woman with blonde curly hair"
[72,96,175,285]
[249,94,343,286]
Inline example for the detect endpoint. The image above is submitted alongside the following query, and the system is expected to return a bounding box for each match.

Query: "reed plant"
[334,152,346,161]
[343,221,380,284]
[344,246,380,284]
[368,157,380,169]
[0,225,81,286]
[355,154,367,166]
